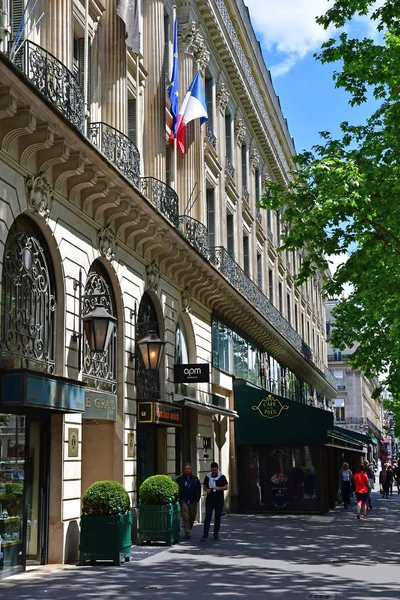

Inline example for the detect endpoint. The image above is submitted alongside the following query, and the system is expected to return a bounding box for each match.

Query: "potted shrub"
[138,475,180,546]
[79,480,132,566]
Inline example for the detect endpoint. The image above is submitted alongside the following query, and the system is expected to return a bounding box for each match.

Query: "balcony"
[179,216,210,260]
[210,246,312,361]
[242,185,250,205]
[206,124,217,150]
[9,40,84,132]
[328,353,352,362]
[88,122,140,188]
[140,177,179,228]
[225,157,235,179]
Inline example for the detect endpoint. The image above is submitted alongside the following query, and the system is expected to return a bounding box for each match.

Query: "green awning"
[328,428,364,449]
[371,437,378,446]
[333,426,372,446]
[234,380,333,446]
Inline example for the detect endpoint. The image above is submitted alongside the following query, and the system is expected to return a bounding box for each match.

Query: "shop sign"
[1,371,85,413]
[174,363,210,384]
[68,428,79,457]
[84,390,117,421]
[138,401,182,426]
[252,395,289,419]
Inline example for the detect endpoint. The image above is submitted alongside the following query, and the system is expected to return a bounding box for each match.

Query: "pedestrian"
[364,461,375,510]
[354,464,369,519]
[201,462,228,542]
[338,462,353,510]
[387,465,394,495]
[380,463,390,499]
[394,463,400,494]
[176,463,201,540]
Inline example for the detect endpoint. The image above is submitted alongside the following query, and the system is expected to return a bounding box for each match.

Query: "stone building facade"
[0,0,336,574]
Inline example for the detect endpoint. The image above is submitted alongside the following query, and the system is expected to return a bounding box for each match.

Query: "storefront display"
[0,414,25,576]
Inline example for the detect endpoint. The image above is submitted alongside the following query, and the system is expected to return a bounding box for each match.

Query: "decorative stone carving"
[146,261,160,291]
[98,227,116,261]
[235,118,246,146]
[181,287,191,313]
[250,147,260,171]
[26,173,53,218]
[216,82,230,113]
[178,22,210,71]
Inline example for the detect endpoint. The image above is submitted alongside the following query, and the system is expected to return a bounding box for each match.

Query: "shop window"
[174,323,189,365]
[82,264,117,394]
[0,224,56,373]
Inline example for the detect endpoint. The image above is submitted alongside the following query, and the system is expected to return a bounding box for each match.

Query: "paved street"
[2,487,400,599]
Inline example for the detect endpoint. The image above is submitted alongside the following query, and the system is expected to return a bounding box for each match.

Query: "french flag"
[176,71,208,153]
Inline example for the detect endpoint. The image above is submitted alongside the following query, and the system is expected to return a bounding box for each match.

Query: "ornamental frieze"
[26,173,53,218]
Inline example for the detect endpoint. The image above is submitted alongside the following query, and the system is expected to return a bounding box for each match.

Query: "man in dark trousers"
[201,462,228,542]
[176,463,201,539]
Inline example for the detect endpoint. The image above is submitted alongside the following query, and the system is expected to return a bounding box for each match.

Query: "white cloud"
[245,0,332,76]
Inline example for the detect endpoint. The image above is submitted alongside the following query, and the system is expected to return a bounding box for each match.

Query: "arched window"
[174,321,189,365]
[0,224,56,373]
[136,292,160,400]
[82,264,117,394]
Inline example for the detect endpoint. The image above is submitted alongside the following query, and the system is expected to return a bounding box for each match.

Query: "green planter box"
[79,513,132,566]
[138,503,180,546]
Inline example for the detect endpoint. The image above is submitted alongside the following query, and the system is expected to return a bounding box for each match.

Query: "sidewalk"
[2,488,400,599]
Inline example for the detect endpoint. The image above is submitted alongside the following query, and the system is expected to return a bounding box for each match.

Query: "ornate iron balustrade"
[89,122,140,188]
[225,157,235,179]
[9,40,84,132]
[179,216,210,259]
[242,185,250,204]
[206,125,217,149]
[210,246,312,361]
[140,177,179,228]
[328,353,352,362]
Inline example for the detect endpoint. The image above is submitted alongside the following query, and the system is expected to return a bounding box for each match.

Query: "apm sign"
[174,363,210,384]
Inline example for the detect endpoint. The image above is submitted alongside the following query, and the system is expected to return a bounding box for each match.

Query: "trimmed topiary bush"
[82,480,130,516]
[139,475,179,505]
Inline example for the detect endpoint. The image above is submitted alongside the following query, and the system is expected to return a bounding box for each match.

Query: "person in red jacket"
[354,464,369,519]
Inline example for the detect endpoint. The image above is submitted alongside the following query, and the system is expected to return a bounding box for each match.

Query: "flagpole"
[172,5,178,192]
[83,0,89,136]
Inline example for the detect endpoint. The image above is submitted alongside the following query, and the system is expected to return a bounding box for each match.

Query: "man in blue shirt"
[176,463,201,539]
[201,462,228,541]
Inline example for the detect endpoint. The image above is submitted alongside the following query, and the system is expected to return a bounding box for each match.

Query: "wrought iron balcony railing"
[210,246,312,361]
[206,125,217,149]
[225,157,235,179]
[179,216,210,259]
[140,177,179,228]
[9,40,84,132]
[89,122,140,188]
[328,353,352,362]
[242,185,250,205]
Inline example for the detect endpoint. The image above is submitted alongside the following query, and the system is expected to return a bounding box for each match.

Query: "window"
[334,370,345,390]
[225,113,232,161]
[267,210,272,234]
[295,304,298,332]
[73,37,91,108]
[279,282,283,313]
[292,251,297,274]
[175,323,189,365]
[255,169,260,205]
[287,293,291,325]
[301,313,305,338]
[257,253,262,289]
[227,213,234,258]
[326,321,331,338]
[276,211,281,246]
[207,189,215,248]
[307,321,310,344]
[212,319,261,385]
[243,234,250,275]
[241,144,247,190]
[205,73,213,130]
[268,268,274,303]
[334,398,345,422]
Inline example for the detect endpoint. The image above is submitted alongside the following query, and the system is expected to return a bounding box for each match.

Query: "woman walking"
[339,462,353,510]
[354,464,369,519]
[380,463,390,499]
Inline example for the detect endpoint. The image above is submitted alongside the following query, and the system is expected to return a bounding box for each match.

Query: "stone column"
[99,0,127,133]
[45,0,73,69]
[143,0,165,181]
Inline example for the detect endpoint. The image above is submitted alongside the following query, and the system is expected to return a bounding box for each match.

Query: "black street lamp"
[82,301,117,353]
[137,330,165,370]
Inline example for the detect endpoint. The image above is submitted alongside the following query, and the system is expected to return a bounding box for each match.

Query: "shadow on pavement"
[2,489,400,599]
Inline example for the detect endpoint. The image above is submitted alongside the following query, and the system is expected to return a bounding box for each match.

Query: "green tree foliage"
[260,1,400,396]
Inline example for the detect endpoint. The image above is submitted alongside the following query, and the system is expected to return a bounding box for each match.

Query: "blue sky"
[244,0,379,152]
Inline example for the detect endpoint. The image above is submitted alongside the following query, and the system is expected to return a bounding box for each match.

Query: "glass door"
[26,417,50,566]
